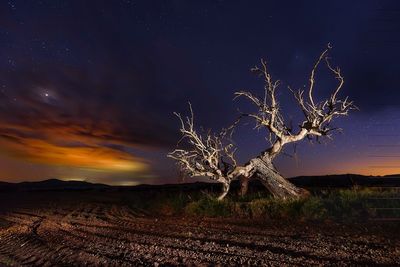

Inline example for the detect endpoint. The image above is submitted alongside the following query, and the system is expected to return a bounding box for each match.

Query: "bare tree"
[168,45,355,200]
[167,104,248,200]
[234,44,356,199]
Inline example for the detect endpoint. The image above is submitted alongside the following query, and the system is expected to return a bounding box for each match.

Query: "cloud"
[0,62,176,172]
[0,117,149,172]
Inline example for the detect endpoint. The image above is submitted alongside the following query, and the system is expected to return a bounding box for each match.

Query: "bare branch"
[308,43,331,108]
[234,59,289,141]
[168,105,242,191]
[235,44,355,159]
[284,44,357,144]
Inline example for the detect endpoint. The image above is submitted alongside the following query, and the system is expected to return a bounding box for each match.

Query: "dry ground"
[0,192,399,266]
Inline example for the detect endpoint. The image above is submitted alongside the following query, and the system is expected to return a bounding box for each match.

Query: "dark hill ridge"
[0,179,109,192]
[0,174,399,192]
[290,174,400,188]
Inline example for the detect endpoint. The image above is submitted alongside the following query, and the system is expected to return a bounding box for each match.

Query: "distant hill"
[0,179,109,192]
[289,174,400,188]
[0,174,399,192]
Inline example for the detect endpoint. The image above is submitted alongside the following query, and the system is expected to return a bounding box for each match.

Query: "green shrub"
[185,197,232,217]
[247,198,266,218]
[301,197,327,220]
[155,194,190,215]
[321,188,374,221]
[126,187,400,222]
[231,202,252,218]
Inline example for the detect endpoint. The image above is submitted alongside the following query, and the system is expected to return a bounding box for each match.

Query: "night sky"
[1,0,400,185]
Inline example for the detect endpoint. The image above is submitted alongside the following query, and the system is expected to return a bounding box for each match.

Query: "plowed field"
[0,192,399,266]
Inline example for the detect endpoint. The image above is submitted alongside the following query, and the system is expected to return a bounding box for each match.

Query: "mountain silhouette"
[0,174,399,192]
[0,179,109,192]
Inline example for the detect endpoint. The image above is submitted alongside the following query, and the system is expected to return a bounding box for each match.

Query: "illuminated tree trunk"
[239,141,308,199]
[217,181,230,201]
[250,157,306,199]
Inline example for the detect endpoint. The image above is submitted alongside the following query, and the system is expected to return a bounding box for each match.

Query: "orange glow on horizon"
[322,156,400,177]
[0,132,148,172]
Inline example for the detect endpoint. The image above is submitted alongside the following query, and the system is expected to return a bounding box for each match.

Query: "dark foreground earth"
[0,191,399,266]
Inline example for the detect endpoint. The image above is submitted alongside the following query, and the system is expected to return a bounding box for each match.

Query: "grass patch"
[185,197,232,217]
[141,187,400,221]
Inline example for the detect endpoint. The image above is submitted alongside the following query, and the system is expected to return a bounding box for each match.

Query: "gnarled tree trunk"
[247,157,307,199]
[217,181,230,201]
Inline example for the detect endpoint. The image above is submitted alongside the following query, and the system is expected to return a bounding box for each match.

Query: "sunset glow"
[0,128,147,172]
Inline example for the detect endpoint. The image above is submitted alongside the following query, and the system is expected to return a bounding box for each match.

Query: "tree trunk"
[217,182,230,200]
[249,157,308,199]
[239,176,249,197]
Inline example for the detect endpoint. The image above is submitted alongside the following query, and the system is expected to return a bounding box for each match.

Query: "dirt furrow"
[1,203,399,266]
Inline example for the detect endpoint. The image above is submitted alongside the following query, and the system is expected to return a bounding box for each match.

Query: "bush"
[130,187,400,222]
[301,197,327,220]
[185,197,232,217]
[156,194,189,216]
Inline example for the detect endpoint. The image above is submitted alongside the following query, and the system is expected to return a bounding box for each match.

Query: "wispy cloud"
[0,65,175,173]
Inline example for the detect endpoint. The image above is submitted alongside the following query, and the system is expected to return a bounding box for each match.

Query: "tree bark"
[239,176,249,197]
[217,182,230,201]
[249,157,308,199]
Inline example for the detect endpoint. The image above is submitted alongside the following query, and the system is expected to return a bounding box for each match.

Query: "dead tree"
[167,104,246,200]
[235,45,356,199]
[169,45,355,200]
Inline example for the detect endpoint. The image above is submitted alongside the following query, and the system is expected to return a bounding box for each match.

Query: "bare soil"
[0,192,399,266]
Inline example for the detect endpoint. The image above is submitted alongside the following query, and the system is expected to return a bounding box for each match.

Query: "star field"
[0,1,400,184]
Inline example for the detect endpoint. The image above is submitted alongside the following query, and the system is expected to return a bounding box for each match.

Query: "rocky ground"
[0,197,399,267]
